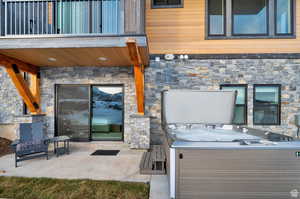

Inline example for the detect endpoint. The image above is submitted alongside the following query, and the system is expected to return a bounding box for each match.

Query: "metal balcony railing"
[0,0,121,36]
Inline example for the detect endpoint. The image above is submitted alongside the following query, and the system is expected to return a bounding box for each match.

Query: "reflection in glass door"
[91,86,123,141]
[56,85,90,141]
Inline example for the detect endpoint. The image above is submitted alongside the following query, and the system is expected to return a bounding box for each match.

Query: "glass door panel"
[91,86,123,141]
[56,85,90,141]
[57,0,90,34]
[56,0,121,34]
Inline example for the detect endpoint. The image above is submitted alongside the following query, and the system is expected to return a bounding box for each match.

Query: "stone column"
[129,114,150,149]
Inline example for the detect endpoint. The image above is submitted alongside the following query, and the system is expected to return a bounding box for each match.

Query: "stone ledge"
[13,114,46,123]
[14,114,46,118]
[130,114,151,118]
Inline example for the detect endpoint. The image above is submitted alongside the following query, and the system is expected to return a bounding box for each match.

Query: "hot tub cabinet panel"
[172,148,300,199]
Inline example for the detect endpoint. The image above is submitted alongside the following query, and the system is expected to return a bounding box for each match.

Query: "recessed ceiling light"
[98,57,108,61]
[48,57,57,62]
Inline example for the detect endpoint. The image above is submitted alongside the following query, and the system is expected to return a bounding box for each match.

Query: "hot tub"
[162,90,300,199]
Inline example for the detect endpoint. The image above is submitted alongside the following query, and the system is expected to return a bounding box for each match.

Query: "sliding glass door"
[56,85,90,141]
[91,86,123,141]
[55,84,123,141]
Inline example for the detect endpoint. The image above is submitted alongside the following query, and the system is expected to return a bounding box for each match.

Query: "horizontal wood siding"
[125,0,145,34]
[146,0,300,54]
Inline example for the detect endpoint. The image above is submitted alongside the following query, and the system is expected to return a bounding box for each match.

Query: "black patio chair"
[11,122,49,167]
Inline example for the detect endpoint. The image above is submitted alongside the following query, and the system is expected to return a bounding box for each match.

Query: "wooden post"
[126,39,145,114]
[133,64,145,114]
[5,64,41,114]
[30,72,41,112]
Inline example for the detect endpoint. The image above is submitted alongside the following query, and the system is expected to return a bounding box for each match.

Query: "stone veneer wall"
[145,59,300,144]
[0,67,23,123]
[40,66,138,144]
[0,68,23,140]
[1,59,300,145]
[0,66,150,147]
[130,115,150,149]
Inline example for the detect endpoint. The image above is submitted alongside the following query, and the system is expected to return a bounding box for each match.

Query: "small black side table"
[48,136,71,157]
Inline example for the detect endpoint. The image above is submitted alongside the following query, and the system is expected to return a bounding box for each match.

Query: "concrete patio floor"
[150,175,169,199]
[0,142,150,183]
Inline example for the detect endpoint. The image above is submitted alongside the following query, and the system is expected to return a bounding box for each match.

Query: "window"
[152,0,183,8]
[208,0,226,35]
[232,0,268,35]
[253,84,281,125]
[220,84,247,125]
[207,0,294,38]
[276,0,293,35]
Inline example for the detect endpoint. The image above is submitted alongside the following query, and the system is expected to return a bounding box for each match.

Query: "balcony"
[0,0,148,117]
[0,0,145,36]
[0,0,148,68]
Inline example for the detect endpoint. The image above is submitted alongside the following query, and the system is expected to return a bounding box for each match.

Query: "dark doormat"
[91,150,120,156]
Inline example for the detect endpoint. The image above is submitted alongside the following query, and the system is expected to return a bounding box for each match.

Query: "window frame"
[253,84,281,126]
[207,0,227,36]
[220,84,248,125]
[152,0,184,9]
[206,0,296,39]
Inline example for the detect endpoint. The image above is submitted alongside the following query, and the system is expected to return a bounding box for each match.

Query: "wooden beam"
[5,64,40,114]
[126,39,142,66]
[30,72,41,113]
[0,54,39,74]
[126,39,145,114]
[133,64,145,114]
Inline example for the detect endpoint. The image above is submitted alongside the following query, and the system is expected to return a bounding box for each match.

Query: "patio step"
[140,145,166,175]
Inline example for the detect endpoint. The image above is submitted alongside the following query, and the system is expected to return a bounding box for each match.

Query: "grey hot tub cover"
[162,90,236,125]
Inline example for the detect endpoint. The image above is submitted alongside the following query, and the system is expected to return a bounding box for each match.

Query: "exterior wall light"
[98,57,108,61]
[48,57,57,62]
[164,54,175,60]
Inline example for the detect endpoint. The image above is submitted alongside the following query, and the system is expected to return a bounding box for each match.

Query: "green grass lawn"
[0,177,149,199]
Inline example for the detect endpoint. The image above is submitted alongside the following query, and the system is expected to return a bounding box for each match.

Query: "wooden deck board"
[140,145,166,175]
